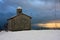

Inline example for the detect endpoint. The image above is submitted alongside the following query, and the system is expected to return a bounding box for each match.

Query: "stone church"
[7,7,32,31]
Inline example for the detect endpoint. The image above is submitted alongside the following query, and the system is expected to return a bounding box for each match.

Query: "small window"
[13,22,16,25]
[12,20,16,25]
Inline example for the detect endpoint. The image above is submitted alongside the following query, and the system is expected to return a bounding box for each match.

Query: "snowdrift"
[0,30,60,40]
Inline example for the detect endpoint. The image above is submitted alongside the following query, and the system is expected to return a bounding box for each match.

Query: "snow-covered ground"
[0,30,60,40]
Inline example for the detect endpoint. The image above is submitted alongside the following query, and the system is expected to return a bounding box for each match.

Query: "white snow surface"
[0,30,60,40]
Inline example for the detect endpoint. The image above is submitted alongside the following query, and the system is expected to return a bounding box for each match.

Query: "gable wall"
[8,14,31,31]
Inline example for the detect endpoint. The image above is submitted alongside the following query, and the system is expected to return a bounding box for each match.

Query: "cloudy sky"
[0,0,60,29]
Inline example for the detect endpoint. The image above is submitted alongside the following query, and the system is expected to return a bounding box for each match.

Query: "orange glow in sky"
[36,20,60,28]
[37,23,60,28]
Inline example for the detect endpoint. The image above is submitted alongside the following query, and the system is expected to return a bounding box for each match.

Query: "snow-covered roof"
[17,7,22,9]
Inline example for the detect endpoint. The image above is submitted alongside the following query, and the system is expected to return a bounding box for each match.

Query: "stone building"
[7,7,32,31]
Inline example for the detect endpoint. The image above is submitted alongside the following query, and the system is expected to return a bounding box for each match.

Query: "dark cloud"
[0,0,60,29]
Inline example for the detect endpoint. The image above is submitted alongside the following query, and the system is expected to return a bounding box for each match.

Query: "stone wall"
[8,14,31,31]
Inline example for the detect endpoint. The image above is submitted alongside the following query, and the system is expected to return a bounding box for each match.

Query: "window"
[13,22,16,25]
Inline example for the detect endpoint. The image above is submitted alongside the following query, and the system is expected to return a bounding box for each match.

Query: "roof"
[17,7,22,9]
[8,13,32,20]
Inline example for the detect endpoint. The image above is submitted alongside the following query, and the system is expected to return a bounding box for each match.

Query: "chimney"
[17,7,22,15]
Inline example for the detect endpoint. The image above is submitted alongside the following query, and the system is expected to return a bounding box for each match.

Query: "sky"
[0,0,60,29]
